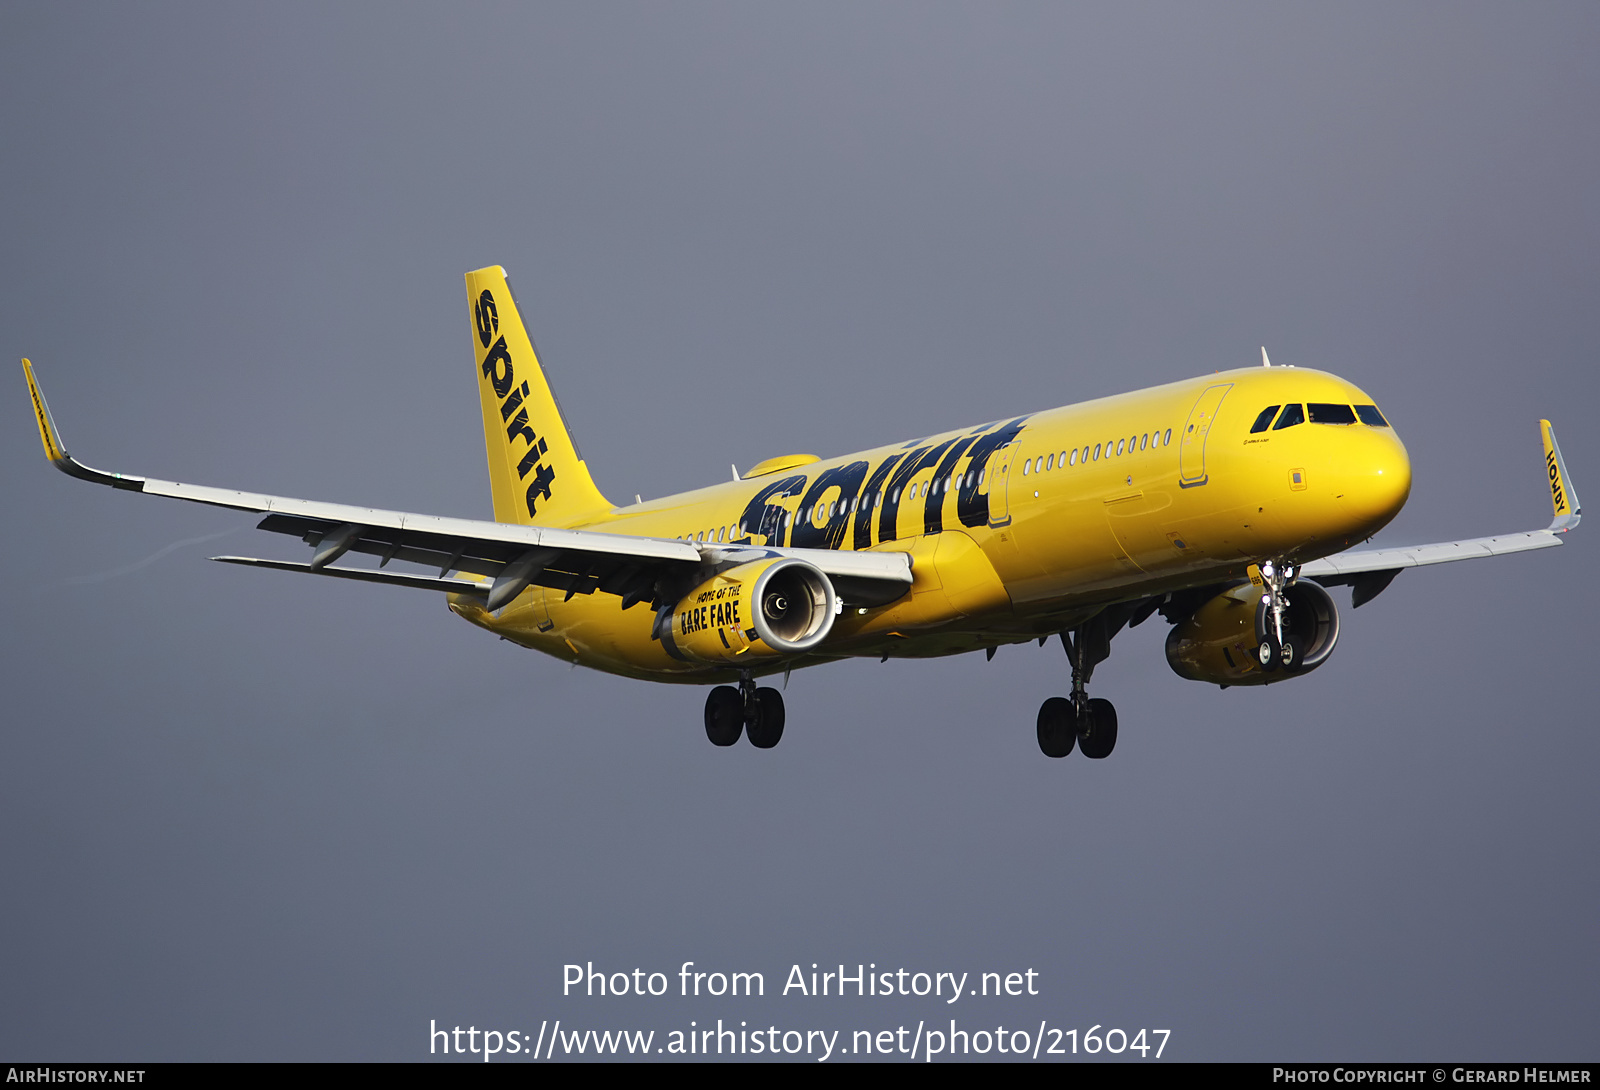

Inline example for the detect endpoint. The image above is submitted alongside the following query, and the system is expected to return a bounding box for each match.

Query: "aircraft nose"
[1334,429,1411,535]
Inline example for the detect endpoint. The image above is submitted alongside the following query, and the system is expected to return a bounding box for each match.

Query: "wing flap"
[212,556,489,600]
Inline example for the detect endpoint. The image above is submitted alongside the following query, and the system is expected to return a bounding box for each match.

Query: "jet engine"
[1165,578,1340,686]
[662,557,837,665]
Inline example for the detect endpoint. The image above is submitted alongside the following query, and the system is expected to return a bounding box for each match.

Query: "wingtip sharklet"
[1540,419,1580,533]
[22,358,69,464]
[20,359,146,490]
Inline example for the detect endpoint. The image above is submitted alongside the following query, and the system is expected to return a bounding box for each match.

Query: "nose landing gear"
[703,672,786,749]
[1254,560,1305,674]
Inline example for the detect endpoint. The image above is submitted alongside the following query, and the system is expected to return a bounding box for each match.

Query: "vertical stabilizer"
[466,266,613,527]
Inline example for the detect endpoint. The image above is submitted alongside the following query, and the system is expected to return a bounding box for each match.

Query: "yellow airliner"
[23,265,1582,757]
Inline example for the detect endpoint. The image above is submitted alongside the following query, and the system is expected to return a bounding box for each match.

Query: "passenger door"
[987,442,1018,528]
[1178,383,1233,487]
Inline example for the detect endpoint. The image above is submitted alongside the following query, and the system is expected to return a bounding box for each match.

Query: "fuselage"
[450,366,1411,681]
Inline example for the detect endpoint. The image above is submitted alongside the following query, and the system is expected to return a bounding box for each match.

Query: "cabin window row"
[1250,403,1390,433]
[1020,426,1174,477]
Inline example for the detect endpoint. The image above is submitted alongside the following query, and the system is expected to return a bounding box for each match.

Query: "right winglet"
[21,359,147,490]
[1541,419,1580,533]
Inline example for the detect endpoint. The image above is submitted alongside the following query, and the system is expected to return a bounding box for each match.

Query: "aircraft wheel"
[1078,698,1119,759]
[1256,634,1281,673]
[1280,634,1306,673]
[704,686,744,747]
[1036,697,1076,758]
[746,688,786,749]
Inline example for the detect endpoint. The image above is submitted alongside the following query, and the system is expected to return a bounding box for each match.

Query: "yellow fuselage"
[451,366,1410,682]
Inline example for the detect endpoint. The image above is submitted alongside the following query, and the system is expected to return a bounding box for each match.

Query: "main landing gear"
[1253,559,1305,674]
[704,673,786,749]
[1036,616,1119,760]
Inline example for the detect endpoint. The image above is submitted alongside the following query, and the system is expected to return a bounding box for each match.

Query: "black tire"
[1078,697,1119,759]
[1256,634,1281,673]
[1036,697,1076,758]
[1280,634,1306,673]
[747,687,786,749]
[704,686,744,746]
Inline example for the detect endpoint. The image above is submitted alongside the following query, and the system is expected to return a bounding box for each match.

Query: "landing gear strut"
[1036,614,1119,759]
[1255,560,1304,673]
[704,673,786,749]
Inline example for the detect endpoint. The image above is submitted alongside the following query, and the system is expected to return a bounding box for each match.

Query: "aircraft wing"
[23,361,912,613]
[1300,419,1580,607]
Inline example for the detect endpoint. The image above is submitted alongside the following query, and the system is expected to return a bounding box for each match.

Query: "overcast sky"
[2,3,1596,1062]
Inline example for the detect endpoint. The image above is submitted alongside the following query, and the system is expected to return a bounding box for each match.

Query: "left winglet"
[1541,419,1580,533]
[21,360,146,490]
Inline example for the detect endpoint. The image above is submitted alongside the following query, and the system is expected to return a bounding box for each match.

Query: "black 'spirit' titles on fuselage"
[878,440,953,541]
[732,474,808,547]
[791,461,870,551]
[853,454,903,550]
[719,417,1033,552]
[924,434,978,535]
[956,417,1029,529]
[476,288,557,517]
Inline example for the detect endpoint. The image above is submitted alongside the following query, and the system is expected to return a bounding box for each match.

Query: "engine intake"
[665,557,836,665]
[1165,578,1340,686]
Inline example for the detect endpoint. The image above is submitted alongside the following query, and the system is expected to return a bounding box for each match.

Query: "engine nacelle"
[1165,578,1340,686]
[663,557,837,665]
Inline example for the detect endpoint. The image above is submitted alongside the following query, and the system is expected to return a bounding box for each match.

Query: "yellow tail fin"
[466,266,613,526]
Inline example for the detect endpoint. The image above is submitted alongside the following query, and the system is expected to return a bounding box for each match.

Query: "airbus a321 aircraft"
[24,266,1582,758]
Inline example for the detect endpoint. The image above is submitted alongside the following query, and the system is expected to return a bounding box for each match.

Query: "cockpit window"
[1308,403,1357,425]
[1272,403,1304,430]
[1355,404,1389,427]
[1250,405,1281,433]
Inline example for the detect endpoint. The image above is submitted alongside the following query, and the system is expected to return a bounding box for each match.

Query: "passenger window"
[1272,404,1305,430]
[1251,405,1281,433]
[1068,448,1077,466]
[1140,433,1148,450]
[1163,428,1172,445]
[1093,443,1101,461]
[1116,438,1126,456]
[1355,404,1390,427]
[1308,403,1357,425]
[1022,459,1030,477]
[1046,453,1055,471]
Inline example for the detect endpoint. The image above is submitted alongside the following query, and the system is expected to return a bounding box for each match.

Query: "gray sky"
[2,3,1596,1061]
